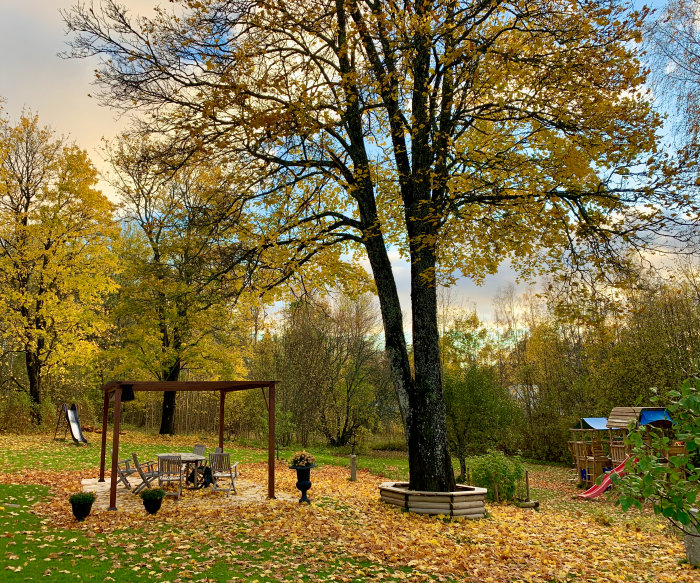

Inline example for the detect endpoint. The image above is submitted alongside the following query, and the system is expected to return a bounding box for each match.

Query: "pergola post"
[108,387,122,511]
[99,390,109,482]
[218,390,226,450]
[268,382,275,499]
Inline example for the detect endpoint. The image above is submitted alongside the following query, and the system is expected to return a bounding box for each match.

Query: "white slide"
[65,404,88,445]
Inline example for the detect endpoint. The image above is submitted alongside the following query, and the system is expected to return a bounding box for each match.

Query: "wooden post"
[218,390,225,451]
[268,382,276,499]
[99,390,109,482]
[109,387,122,511]
[350,455,357,481]
[525,470,530,502]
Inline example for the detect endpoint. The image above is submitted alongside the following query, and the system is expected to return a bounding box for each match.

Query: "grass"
[0,483,457,582]
[0,430,696,582]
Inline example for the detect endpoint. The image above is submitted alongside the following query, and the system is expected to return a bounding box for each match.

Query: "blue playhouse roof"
[580,417,609,430]
[639,409,672,426]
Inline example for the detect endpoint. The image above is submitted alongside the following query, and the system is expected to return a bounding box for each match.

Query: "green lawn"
[0,431,696,583]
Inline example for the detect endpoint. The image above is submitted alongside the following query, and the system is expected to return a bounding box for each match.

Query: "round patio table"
[157,453,206,488]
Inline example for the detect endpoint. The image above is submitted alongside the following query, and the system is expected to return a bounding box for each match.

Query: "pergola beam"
[101,380,272,393]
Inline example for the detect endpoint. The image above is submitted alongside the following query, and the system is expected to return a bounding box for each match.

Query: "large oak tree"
[65,0,683,490]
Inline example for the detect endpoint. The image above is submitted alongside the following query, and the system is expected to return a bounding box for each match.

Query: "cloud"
[0,1,158,194]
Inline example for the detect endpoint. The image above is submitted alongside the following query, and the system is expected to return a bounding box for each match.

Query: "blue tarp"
[581,417,609,430]
[639,409,672,426]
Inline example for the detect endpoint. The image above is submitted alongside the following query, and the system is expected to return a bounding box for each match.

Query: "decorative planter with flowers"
[69,492,96,521]
[289,451,316,504]
[140,488,167,515]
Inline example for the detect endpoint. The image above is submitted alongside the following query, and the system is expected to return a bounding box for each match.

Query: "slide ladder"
[578,455,632,499]
[53,403,88,445]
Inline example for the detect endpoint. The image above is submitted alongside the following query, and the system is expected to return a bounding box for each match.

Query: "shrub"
[371,440,408,452]
[69,492,96,505]
[140,488,167,501]
[614,378,700,536]
[469,450,524,502]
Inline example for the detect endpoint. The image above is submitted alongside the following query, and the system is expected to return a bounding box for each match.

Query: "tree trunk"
[340,0,453,491]
[360,211,413,430]
[407,244,456,492]
[459,455,467,483]
[157,298,184,434]
[25,350,42,424]
[159,358,180,434]
[359,205,454,490]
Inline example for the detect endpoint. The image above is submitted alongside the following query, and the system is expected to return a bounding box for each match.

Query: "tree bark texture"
[25,351,42,424]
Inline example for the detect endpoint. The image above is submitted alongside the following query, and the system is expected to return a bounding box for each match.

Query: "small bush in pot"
[140,488,167,514]
[69,492,96,521]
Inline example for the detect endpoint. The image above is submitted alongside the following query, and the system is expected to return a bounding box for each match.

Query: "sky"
[0,0,667,323]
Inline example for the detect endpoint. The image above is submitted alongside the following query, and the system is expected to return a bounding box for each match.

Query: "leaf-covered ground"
[0,432,697,582]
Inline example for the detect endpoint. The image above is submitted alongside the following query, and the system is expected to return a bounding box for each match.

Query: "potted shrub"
[69,492,96,521]
[613,379,700,565]
[140,488,167,514]
[289,451,317,504]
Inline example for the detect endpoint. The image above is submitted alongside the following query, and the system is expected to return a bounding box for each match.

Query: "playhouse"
[569,407,681,487]
[568,417,611,486]
[606,406,680,465]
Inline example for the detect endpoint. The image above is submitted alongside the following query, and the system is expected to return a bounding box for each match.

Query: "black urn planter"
[290,465,316,504]
[71,501,93,522]
[143,498,163,515]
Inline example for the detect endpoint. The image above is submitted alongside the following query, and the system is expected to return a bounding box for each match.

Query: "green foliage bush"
[370,440,408,452]
[140,488,166,501]
[68,492,96,505]
[0,392,35,432]
[614,378,700,535]
[469,450,524,502]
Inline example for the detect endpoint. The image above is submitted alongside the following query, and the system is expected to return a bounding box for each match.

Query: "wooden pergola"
[99,380,276,511]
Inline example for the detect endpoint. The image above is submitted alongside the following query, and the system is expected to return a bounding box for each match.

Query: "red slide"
[578,456,632,499]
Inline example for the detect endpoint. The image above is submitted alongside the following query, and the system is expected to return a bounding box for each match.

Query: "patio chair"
[111,449,136,489]
[132,452,159,494]
[158,455,183,499]
[209,452,238,495]
[190,443,209,485]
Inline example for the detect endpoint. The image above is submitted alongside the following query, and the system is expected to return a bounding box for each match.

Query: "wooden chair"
[111,449,136,489]
[158,455,183,499]
[191,444,208,485]
[132,453,158,494]
[209,452,238,495]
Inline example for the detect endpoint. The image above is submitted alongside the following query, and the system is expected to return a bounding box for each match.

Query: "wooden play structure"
[569,407,682,487]
[568,417,612,487]
[606,406,684,464]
